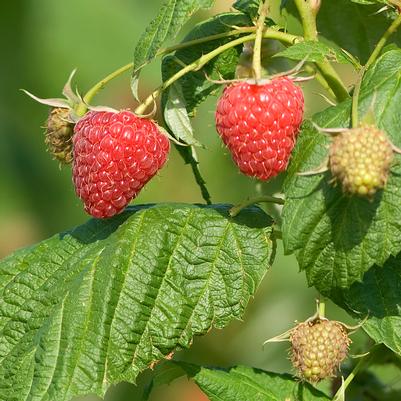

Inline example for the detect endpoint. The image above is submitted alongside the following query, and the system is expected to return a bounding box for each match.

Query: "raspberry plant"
[4,0,401,400]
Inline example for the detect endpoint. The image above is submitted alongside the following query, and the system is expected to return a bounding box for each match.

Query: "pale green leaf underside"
[337,254,401,356]
[180,364,330,401]
[0,204,274,401]
[282,50,401,296]
[164,82,202,147]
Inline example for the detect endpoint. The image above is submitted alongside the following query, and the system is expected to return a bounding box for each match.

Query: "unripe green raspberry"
[45,107,74,164]
[290,319,351,383]
[329,125,393,196]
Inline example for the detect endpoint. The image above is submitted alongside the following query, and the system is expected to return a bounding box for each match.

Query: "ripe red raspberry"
[215,77,304,180]
[72,110,170,218]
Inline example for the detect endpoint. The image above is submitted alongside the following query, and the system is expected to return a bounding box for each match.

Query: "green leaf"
[161,12,251,116]
[0,204,275,401]
[163,82,203,147]
[274,40,356,65]
[318,0,401,64]
[131,0,215,99]
[282,50,401,296]
[179,364,330,401]
[336,255,401,356]
[233,0,261,19]
[284,0,401,64]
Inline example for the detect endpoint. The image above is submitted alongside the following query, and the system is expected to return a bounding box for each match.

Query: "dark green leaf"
[282,50,401,296]
[283,0,401,64]
[233,0,261,20]
[336,255,401,356]
[179,364,330,400]
[0,204,275,401]
[131,0,215,99]
[318,0,401,64]
[161,12,252,116]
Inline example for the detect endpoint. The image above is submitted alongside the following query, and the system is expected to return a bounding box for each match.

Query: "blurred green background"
[1,1,399,400]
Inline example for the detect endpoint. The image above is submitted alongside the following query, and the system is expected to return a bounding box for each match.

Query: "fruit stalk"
[252,0,269,80]
[293,0,349,102]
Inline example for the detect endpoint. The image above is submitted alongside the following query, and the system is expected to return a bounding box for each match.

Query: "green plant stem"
[293,0,349,102]
[135,29,299,115]
[352,12,401,127]
[252,0,269,80]
[77,27,257,115]
[333,345,382,400]
[229,195,285,217]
